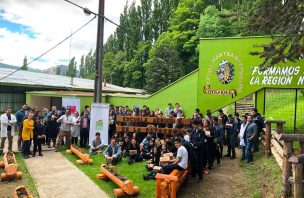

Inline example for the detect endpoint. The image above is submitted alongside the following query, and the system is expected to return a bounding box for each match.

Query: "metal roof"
[0,67,145,94]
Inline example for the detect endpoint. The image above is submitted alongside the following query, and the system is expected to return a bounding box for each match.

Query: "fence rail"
[261,120,304,198]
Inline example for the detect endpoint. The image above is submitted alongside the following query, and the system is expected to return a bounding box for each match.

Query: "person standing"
[22,113,34,158]
[190,120,205,182]
[213,116,224,166]
[71,111,80,145]
[47,106,60,148]
[244,115,257,163]
[15,104,28,151]
[55,109,73,152]
[0,108,17,155]
[224,114,234,158]
[252,108,263,152]
[80,110,90,148]
[33,116,44,157]
[239,115,248,161]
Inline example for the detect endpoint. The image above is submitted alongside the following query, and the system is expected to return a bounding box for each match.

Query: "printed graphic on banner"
[62,98,80,115]
[89,103,109,145]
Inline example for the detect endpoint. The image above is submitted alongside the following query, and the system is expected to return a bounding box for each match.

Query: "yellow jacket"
[22,119,34,141]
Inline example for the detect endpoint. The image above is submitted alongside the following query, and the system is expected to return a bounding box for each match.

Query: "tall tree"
[145,33,184,93]
[66,57,76,77]
[79,55,85,78]
[245,0,304,69]
[22,56,28,70]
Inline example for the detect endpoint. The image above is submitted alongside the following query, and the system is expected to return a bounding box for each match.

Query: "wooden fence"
[262,120,304,198]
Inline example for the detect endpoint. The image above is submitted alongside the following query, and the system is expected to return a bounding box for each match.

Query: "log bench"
[155,167,190,198]
[66,145,93,165]
[0,151,22,181]
[96,164,139,197]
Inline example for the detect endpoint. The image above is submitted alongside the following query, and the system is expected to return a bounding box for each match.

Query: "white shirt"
[177,145,188,169]
[239,123,248,146]
[57,114,73,132]
[0,113,17,137]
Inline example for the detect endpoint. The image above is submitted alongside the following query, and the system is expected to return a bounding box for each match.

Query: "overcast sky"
[0,0,139,69]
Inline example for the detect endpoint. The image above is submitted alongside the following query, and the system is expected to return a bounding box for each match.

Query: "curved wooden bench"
[66,145,93,165]
[0,151,22,181]
[155,167,190,198]
[96,164,139,197]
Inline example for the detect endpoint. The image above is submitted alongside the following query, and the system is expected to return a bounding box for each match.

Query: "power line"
[0,15,96,82]
[63,0,122,28]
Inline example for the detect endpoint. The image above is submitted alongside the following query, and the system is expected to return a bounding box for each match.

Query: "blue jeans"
[241,146,246,160]
[246,139,253,162]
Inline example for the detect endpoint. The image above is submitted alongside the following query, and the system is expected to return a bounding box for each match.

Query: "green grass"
[239,147,281,198]
[265,90,304,133]
[0,153,39,198]
[61,148,155,198]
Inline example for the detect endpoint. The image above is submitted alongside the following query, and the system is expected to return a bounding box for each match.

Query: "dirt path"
[178,150,251,198]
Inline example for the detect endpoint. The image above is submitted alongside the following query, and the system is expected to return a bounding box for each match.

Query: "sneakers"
[32,153,36,157]
[39,153,43,156]
[55,149,59,152]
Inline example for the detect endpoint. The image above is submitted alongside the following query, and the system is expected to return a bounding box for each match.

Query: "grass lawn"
[0,153,39,198]
[61,148,155,198]
[239,147,282,198]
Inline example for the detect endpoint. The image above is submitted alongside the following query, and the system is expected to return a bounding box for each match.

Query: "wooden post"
[282,141,293,198]
[292,163,303,198]
[265,123,272,157]
[277,123,284,134]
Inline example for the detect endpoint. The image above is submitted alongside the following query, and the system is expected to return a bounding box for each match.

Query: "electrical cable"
[0,15,96,82]
[63,0,122,28]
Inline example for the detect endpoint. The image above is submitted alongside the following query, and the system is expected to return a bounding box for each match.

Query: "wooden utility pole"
[94,0,105,103]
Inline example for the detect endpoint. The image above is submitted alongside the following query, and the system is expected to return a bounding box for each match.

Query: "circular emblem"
[216,60,235,84]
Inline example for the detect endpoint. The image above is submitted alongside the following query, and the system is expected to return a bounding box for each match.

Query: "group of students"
[0,104,92,158]
[102,104,264,182]
[0,102,264,183]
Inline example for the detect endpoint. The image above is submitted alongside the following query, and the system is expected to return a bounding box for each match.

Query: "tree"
[245,0,304,69]
[66,57,76,77]
[79,55,85,78]
[198,5,240,38]
[22,56,28,70]
[145,33,184,93]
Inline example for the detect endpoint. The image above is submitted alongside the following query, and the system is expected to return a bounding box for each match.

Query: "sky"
[0,0,139,70]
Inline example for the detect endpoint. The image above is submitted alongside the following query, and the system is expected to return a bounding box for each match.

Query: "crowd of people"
[0,102,264,183]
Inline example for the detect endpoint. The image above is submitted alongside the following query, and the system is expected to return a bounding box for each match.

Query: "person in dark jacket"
[46,106,59,148]
[128,139,142,164]
[190,120,205,182]
[213,116,224,165]
[244,115,257,163]
[80,110,90,148]
[252,108,263,152]
[33,116,44,157]
[203,119,215,170]
[15,104,28,151]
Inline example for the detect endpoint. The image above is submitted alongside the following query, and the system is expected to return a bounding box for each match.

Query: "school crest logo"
[216,60,235,84]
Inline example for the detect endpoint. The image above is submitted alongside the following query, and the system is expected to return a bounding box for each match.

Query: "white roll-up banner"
[89,103,109,145]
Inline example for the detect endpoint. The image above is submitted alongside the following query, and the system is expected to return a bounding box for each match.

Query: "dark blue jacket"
[214,123,224,142]
[190,128,205,149]
[15,109,26,126]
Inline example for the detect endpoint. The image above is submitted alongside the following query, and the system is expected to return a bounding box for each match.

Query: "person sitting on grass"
[89,132,104,155]
[33,116,44,157]
[162,137,188,175]
[143,147,162,180]
[103,138,121,165]
[121,137,131,157]
[128,139,142,164]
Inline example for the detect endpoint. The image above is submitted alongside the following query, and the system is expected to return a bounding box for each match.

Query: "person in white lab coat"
[0,107,17,154]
